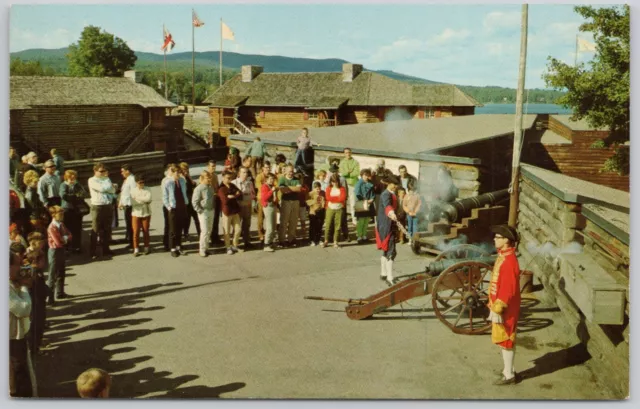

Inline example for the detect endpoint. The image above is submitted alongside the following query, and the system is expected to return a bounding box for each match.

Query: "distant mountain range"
[10,47,439,84]
[10,47,564,104]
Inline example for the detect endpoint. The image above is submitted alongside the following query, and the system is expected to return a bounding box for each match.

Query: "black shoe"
[171,250,179,258]
[493,375,517,386]
[103,249,115,256]
[143,248,150,255]
[57,293,70,299]
[91,254,99,261]
[288,241,297,248]
[244,243,255,250]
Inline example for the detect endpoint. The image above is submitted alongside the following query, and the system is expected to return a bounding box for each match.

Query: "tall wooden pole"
[508,3,528,228]
[163,24,168,100]
[574,34,579,66]
[192,9,196,113]
[219,18,223,87]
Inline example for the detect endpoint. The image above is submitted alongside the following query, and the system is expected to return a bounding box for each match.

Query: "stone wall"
[517,171,629,398]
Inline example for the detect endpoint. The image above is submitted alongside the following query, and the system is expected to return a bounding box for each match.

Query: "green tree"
[543,5,629,173]
[67,25,137,77]
[10,58,57,76]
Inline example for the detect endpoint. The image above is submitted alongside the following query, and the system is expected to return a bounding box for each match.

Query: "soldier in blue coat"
[375,174,400,285]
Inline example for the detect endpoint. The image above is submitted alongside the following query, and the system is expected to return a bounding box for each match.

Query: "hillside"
[10,47,563,103]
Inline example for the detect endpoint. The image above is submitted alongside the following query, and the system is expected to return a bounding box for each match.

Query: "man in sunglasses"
[88,163,117,259]
[488,224,521,386]
[37,160,61,208]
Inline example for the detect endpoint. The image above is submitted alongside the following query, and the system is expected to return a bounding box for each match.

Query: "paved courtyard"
[33,183,618,399]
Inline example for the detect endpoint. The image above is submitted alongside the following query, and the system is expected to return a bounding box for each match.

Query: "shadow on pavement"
[35,279,247,398]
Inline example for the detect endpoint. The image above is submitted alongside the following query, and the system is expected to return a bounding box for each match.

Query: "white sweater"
[9,283,31,340]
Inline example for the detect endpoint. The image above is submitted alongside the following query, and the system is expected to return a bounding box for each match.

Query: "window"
[425,108,435,119]
[69,112,83,123]
[308,111,318,120]
[86,114,97,123]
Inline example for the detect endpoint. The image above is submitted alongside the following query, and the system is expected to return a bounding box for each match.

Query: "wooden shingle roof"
[10,76,175,110]
[204,71,480,108]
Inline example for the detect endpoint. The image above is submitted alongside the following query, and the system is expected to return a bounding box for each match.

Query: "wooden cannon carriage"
[306,244,532,335]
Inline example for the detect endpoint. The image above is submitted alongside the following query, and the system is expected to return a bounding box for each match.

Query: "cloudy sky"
[9,1,608,88]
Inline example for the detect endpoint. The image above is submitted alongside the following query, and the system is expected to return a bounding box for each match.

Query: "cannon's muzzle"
[428,189,509,223]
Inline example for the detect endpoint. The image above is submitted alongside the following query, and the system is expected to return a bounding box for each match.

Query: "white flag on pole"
[577,37,596,52]
[221,21,235,40]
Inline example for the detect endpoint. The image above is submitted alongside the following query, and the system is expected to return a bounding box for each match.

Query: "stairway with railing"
[109,124,144,156]
[122,123,151,155]
[233,117,252,135]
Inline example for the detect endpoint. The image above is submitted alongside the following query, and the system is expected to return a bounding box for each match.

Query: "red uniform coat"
[488,247,520,349]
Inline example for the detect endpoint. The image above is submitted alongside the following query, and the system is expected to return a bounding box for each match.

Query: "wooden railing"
[317,118,337,127]
[122,123,151,155]
[110,124,143,156]
[221,116,235,127]
[234,118,252,134]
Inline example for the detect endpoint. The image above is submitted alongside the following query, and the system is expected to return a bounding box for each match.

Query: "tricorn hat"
[490,224,519,243]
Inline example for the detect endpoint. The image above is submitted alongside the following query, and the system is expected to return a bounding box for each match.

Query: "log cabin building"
[204,63,481,139]
[522,114,629,192]
[10,71,177,160]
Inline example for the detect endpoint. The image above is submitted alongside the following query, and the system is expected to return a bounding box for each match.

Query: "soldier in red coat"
[488,224,521,385]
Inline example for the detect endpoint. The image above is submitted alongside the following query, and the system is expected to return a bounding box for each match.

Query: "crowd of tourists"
[8,128,467,396]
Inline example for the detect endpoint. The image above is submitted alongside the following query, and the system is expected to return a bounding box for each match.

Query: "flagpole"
[163,24,168,100]
[508,3,528,228]
[219,18,223,87]
[191,10,195,113]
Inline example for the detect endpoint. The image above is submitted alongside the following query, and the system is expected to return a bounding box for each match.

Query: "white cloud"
[367,37,425,65]
[430,28,470,46]
[127,39,161,53]
[10,27,75,51]
[483,11,521,32]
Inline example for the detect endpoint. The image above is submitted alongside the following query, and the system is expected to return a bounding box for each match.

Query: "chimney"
[242,65,263,82]
[342,63,363,82]
[124,70,143,83]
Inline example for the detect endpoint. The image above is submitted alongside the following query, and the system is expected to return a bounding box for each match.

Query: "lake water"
[476,103,572,115]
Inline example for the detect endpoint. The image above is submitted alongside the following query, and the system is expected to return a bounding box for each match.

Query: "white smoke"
[384,107,413,121]
[524,241,583,272]
[525,241,583,258]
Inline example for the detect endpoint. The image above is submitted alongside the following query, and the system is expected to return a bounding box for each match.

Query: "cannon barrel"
[426,255,497,276]
[428,189,509,223]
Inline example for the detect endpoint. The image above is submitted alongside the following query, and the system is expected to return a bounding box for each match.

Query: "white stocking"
[385,259,394,283]
[380,256,387,278]
[502,348,515,379]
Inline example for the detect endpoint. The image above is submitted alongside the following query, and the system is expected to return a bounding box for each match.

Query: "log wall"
[228,139,481,198]
[208,105,475,140]
[517,172,629,398]
[63,151,167,190]
[10,105,146,159]
[524,115,629,192]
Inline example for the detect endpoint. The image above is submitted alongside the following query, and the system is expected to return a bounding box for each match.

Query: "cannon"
[306,245,501,335]
[427,189,509,223]
[412,189,510,258]
[305,244,533,335]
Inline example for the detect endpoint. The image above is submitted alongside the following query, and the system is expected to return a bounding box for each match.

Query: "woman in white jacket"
[130,174,152,256]
[191,171,215,257]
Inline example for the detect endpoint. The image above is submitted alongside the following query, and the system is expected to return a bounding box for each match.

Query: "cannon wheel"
[434,244,491,262]
[431,261,493,335]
